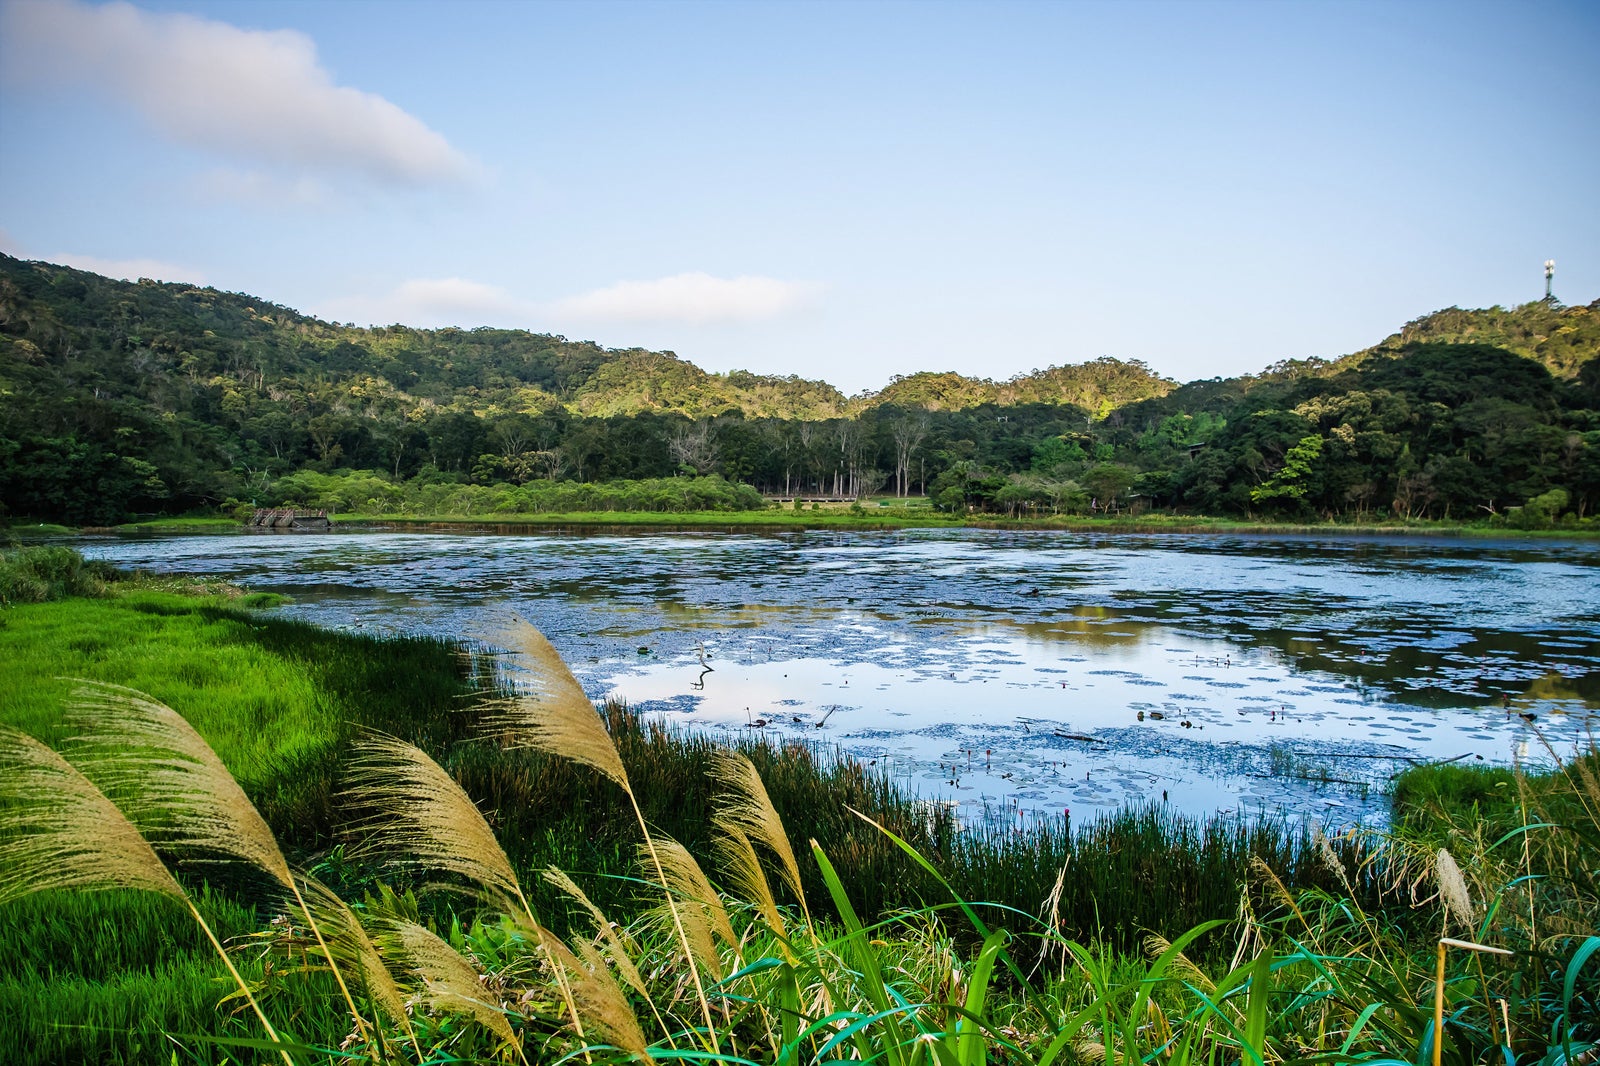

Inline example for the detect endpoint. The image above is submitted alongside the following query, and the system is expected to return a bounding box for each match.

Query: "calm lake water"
[79,528,1600,826]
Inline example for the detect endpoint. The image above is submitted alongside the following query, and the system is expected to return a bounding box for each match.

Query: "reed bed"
[2,588,1596,1064]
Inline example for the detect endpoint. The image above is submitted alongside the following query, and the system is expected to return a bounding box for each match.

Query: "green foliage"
[3,253,1598,526]
[1249,433,1324,505]
[0,545,120,604]
[0,577,1596,1062]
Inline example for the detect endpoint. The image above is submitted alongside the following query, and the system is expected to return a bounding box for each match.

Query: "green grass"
[4,562,1595,1063]
[0,591,484,842]
[111,516,241,533]
[0,888,350,1066]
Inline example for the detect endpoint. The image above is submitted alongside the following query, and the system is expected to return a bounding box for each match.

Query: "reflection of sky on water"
[79,528,1600,825]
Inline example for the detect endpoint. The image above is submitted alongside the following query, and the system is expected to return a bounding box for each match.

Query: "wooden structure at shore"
[248,508,331,531]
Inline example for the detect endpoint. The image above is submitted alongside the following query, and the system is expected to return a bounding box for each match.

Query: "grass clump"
[4,646,1597,1065]
[0,544,121,604]
[2,589,1596,1064]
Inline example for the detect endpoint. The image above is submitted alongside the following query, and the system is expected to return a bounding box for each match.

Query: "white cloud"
[192,168,331,208]
[0,233,204,283]
[50,252,202,284]
[320,277,533,328]
[552,272,816,324]
[0,0,472,185]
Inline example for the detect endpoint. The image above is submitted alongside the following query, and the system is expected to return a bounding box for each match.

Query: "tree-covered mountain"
[1,252,1596,525]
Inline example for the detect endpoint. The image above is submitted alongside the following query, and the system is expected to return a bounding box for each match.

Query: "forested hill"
[2,252,1597,526]
[0,254,1175,420]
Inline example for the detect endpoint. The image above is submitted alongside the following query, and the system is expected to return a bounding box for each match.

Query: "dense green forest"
[2,252,1597,525]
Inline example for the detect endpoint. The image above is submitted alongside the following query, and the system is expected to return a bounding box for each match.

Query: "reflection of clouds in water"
[79,528,1600,822]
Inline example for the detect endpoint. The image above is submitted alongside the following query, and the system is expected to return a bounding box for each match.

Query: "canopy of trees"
[2,253,1596,526]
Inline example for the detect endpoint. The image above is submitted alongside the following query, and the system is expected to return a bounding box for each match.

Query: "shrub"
[0,546,119,605]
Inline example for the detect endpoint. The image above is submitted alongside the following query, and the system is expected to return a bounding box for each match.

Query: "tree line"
[1,254,1596,525]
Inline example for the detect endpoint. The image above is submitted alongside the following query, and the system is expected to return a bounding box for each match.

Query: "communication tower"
[1544,259,1556,303]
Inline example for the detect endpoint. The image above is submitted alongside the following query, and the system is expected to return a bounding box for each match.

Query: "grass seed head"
[483,619,628,788]
[343,733,526,917]
[1436,847,1474,931]
[709,750,806,912]
[64,681,294,889]
[0,726,184,905]
[384,919,521,1053]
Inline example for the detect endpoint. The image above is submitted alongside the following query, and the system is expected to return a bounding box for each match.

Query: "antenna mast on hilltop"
[1544,259,1556,303]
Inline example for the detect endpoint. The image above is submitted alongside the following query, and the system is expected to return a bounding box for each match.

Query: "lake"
[78,527,1600,826]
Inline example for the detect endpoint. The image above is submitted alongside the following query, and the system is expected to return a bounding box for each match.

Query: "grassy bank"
[11,502,1600,538]
[2,549,1595,1063]
[87,508,1600,537]
[0,581,1346,934]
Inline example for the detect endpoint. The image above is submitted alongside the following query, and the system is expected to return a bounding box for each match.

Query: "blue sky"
[2,0,1596,393]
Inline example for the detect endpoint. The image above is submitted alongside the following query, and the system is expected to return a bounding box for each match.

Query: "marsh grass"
[4,590,1597,1064]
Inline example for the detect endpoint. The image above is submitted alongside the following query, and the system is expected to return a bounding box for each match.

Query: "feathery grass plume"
[1249,856,1310,934]
[714,826,785,937]
[489,617,717,1045]
[709,750,808,921]
[63,681,293,885]
[0,725,186,904]
[63,681,377,1047]
[343,733,532,921]
[485,618,627,786]
[1143,935,1216,994]
[568,938,654,1064]
[543,867,649,1000]
[1313,826,1353,895]
[386,919,525,1062]
[642,839,733,982]
[0,727,294,1065]
[1436,848,1474,932]
[297,876,411,1033]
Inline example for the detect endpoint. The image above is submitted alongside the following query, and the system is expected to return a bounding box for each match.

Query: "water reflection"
[78,528,1600,824]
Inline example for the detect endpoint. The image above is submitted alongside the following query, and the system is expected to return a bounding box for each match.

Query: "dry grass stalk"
[1143,935,1216,994]
[1313,826,1353,896]
[1436,848,1474,933]
[1249,856,1310,934]
[386,919,525,1062]
[526,922,593,1061]
[0,726,294,1065]
[488,618,717,1045]
[710,751,808,921]
[714,826,785,937]
[543,867,649,999]
[343,733,532,921]
[569,938,654,1064]
[645,839,734,981]
[486,619,627,786]
[297,877,411,1033]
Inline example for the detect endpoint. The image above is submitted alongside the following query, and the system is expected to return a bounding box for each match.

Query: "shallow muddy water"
[79,528,1600,825]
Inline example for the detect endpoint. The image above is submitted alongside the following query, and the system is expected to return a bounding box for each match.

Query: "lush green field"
[1,547,1595,1064]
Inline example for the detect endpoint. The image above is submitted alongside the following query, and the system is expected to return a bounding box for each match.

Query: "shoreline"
[7,508,1596,539]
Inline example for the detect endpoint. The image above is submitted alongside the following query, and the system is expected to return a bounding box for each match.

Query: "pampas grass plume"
[486,619,627,788]
[64,681,293,888]
[709,750,807,919]
[344,733,530,920]
[0,725,184,904]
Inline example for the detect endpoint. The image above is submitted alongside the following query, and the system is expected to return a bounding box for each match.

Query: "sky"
[1,0,1596,394]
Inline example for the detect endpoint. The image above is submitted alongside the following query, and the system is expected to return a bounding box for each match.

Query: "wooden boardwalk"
[248,508,331,530]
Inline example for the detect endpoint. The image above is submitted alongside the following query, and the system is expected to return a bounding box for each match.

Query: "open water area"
[79,527,1600,827]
